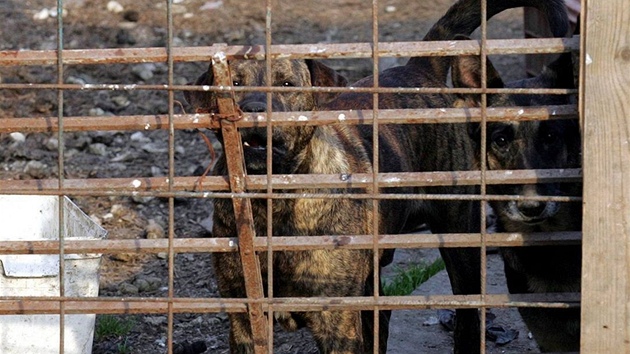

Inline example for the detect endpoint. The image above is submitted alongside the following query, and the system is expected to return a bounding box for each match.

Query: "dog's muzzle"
[240,101,267,113]
[504,200,560,224]
[238,129,287,174]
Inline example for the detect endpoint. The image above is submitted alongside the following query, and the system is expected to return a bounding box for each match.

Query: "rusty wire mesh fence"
[0,0,582,353]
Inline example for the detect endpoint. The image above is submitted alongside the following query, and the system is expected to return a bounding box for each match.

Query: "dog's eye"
[281,81,294,87]
[232,80,241,86]
[491,132,512,149]
[493,135,509,147]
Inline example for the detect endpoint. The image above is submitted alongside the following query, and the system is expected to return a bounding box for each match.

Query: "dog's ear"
[305,60,348,106]
[450,35,504,108]
[449,35,504,148]
[452,52,502,145]
[184,65,217,113]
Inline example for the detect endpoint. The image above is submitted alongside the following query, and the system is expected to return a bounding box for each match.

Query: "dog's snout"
[517,201,546,218]
[240,101,267,113]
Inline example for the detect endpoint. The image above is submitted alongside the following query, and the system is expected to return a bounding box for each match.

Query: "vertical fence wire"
[479,0,489,352]
[56,0,67,353]
[370,1,382,353]
[166,0,177,353]
[265,0,275,352]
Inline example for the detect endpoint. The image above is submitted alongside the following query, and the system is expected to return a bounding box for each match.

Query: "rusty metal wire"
[0,37,578,66]
[0,231,581,256]
[0,292,580,316]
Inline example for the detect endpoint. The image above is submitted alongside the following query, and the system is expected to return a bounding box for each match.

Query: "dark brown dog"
[185,1,569,353]
[451,32,581,351]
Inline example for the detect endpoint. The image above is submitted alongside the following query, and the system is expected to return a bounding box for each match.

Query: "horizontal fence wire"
[0,232,582,255]
[0,37,579,66]
[0,293,579,315]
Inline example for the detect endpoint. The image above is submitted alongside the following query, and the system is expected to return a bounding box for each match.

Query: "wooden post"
[581,0,630,351]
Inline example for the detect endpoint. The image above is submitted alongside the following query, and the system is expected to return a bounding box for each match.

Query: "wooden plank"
[581,0,630,351]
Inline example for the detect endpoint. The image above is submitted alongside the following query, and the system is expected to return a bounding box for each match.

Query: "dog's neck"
[298,126,354,175]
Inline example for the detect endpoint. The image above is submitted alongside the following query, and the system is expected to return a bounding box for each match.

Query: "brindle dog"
[185,0,569,353]
[450,32,581,351]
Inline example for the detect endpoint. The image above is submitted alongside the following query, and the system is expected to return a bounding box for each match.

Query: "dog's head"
[450,39,581,229]
[185,59,347,174]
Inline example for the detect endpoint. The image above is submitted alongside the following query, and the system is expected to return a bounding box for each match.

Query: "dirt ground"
[1,0,543,353]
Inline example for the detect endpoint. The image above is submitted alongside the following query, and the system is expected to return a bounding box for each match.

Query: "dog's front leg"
[214,251,257,354]
[226,312,255,354]
[431,196,482,354]
[439,247,482,354]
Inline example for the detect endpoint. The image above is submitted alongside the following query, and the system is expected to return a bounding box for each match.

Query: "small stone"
[66,76,87,85]
[385,5,396,13]
[119,282,139,295]
[24,160,48,179]
[132,63,156,81]
[9,132,26,143]
[130,131,150,142]
[134,278,150,292]
[135,276,161,292]
[89,143,108,156]
[64,148,80,158]
[175,145,185,155]
[156,252,168,259]
[33,9,50,20]
[45,138,59,151]
[145,219,165,239]
[199,1,223,11]
[145,276,162,289]
[142,143,168,154]
[107,1,124,13]
[111,95,130,108]
[89,107,106,116]
[110,151,135,162]
[49,7,68,18]
[145,316,167,326]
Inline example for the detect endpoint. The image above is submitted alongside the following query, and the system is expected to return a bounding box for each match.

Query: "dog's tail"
[409,0,570,82]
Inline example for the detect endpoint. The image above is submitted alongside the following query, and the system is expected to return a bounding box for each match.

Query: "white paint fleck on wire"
[585,53,593,65]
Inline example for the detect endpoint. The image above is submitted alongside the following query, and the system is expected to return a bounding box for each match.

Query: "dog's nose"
[517,201,546,218]
[240,101,267,113]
